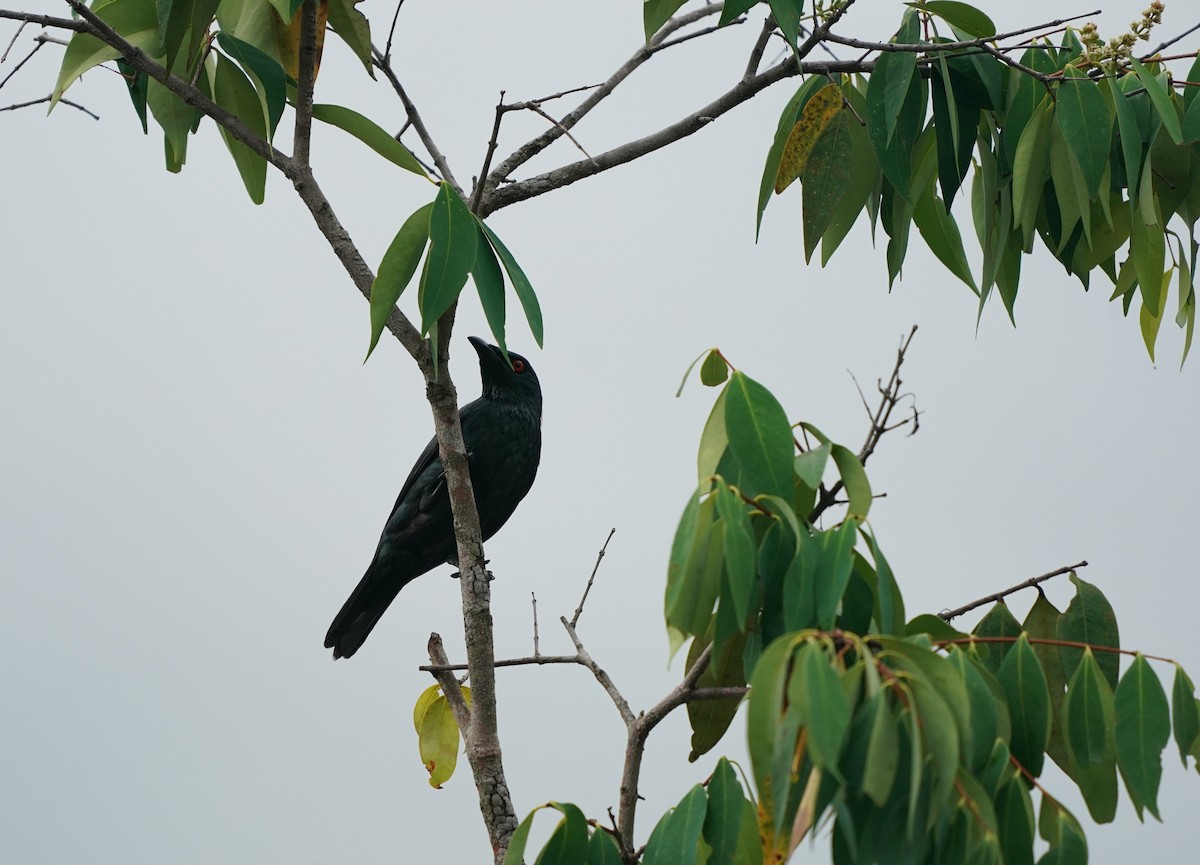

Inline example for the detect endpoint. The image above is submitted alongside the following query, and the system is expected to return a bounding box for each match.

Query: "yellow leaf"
[418,696,460,788]
[274,0,328,82]
[775,83,844,194]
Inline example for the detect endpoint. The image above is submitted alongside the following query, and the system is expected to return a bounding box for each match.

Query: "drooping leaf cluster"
[753,5,1200,364]
[509,353,1200,864]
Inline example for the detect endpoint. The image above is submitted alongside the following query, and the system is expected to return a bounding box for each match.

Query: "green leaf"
[417,695,459,787]
[216,32,286,137]
[829,444,872,520]
[326,0,374,77]
[1012,99,1053,242]
[813,520,858,630]
[1062,649,1115,769]
[1023,593,1069,771]
[479,223,544,348]
[821,87,880,264]
[116,58,149,134]
[1055,68,1110,199]
[1129,57,1183,145]
[310,103,429,177]
[471,221,507,357]
[715,483,755,625]
[791,641,850,774]
[366,201,432,360]
[866,48,926,200]
[687,631,746,761]
[758,77,827,237]
[972,602,1023,677]
[776,83,843,194]
[586,829,622,865]
[1130,195,1166,318]
[905,613,963,641]
[801,111,853,261]
[703,758,747,865]
[997,633,1051,776]
[793,442,830,488]
[862,693,899,805]
[1057,573,1120,689]
[213,52,268,204]
[53,0,161,107]
[882,10,920,144]
[723,372,793,500]
[922,1,996,37]
[1038,798,1089,865]
[866,531,904,636]
[1184,91,1200,144]
[419,183,478,334]
[698,388,730,485]
[536,803,590,865]
[1173,666,1200,766]
[719,0,760,26]
[1111,77,1146,198]
[948,649,1007,772]
[1114,654,1170,820]
[665,492,721,642]
[146,76,199,171]
[747,634,805,813]
[700,350,729,387]
[913,186,977,291]
[994,776,1035,865]
[768,0,804,55]
[643,0,688,42]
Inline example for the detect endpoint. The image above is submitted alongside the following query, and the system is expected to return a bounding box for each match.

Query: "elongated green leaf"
[535,803,590,865]
[973,602,1023,676]
[995,776,1035,865]
[1111,78,1146,198]
[813,520,857,629]
[866,531,904,635]
[882,10,920,143]
[53,0,161,107]
[768,0,804,55]
[948,649,1005,772]
[715,483,755,624]
[326,0,374,76]
[698,388,730,485]
[687,630,745,761]
[719,0,759,26]
[821,87,880,264]
[367,201,432,359]
[1057,573,1120,689]
[213,52,268,204]
[419,183,478,333]
[723,372,793,500]
[802,111,853,261]
[586,828,622,865]
[643,0,687,42]
[1173,666,1200,766]
[997,633,1051,776]
[479,223,544,348]
[471,221,507,356]
[913,187,977,291]
[1012,99,1052,241]
[311,103,428,177]
[791,641,850,774]
[216,32,285,137]
[793,441,829,488]
[746,635,804,824]
[829,444,872,519]
[866,50,925,200]
[776,83,843,194]
[1062,649,1114,769]
[1114,654,1170,820]
[703,758,747,865]
[1023,593,1070,772]
[146,76,198,171]
[923,1,995,36]
[1055,68,1110,199]
[665,493,722,644]
[1130,57,1183,145]
[1131,194,1167,318]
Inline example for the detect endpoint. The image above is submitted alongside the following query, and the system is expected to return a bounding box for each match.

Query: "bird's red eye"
[512,359,526,373]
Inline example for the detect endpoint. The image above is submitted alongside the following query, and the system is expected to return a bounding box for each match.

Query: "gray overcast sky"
[3,2,1198,863]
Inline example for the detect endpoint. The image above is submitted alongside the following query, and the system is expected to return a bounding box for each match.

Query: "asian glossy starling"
[325,336,542,659]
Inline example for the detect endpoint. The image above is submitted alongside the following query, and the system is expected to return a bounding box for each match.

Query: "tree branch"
[292,0,318,168]
[372,46,461,195]
[0,8,85,31]
[940,561,1089,621]
[570,528,616,628]
[427,632,472,730]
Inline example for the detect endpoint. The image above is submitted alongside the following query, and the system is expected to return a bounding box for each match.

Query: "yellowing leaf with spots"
[775,83,844,194]
[275,0,328,82]
[413,685,470,788]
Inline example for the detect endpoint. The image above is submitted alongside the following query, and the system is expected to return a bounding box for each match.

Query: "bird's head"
[469,336,542,410]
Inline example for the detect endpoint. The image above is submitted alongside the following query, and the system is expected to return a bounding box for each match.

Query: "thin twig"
[940,561,1089,621]
[383,0,405,62]
[744,16,776,81]
[1,16,25,62]
[0,10,86,32]
[531,592,540,657]
[1149,19,1200,56]
[0,94,98,119]
[470,92,506,214]
[427,633,473,732]
[523,102,597,163]
[371,46,460,194]
[0,39,41,91]
[562,617,636,725]
[571,528,616,628]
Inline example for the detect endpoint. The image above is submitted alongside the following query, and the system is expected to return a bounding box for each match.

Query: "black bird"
[325,336,542,659]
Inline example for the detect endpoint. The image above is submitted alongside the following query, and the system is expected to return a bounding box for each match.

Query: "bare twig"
[940,561,1089,621]
[0,94,98,118]
[744,16,777,81]
[1149,19,1200,56]
[531,592,540,657]
[470,93,506,214]
[427,633,472,731]
[0,38,40,91]
[383,0,405,62]
[808,326,919,523]
[571,528,616,627]
[0,10,86,32]
[562,617,636,725]
[1,16,25,61]
[372,45,461,194]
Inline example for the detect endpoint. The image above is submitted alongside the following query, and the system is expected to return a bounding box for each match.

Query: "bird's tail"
[324,557,402,659]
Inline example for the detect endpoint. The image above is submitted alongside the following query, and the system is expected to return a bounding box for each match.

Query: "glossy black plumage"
[325,337,542,659]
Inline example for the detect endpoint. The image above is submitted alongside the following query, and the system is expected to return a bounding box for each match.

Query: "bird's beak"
[468,335,508,372]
